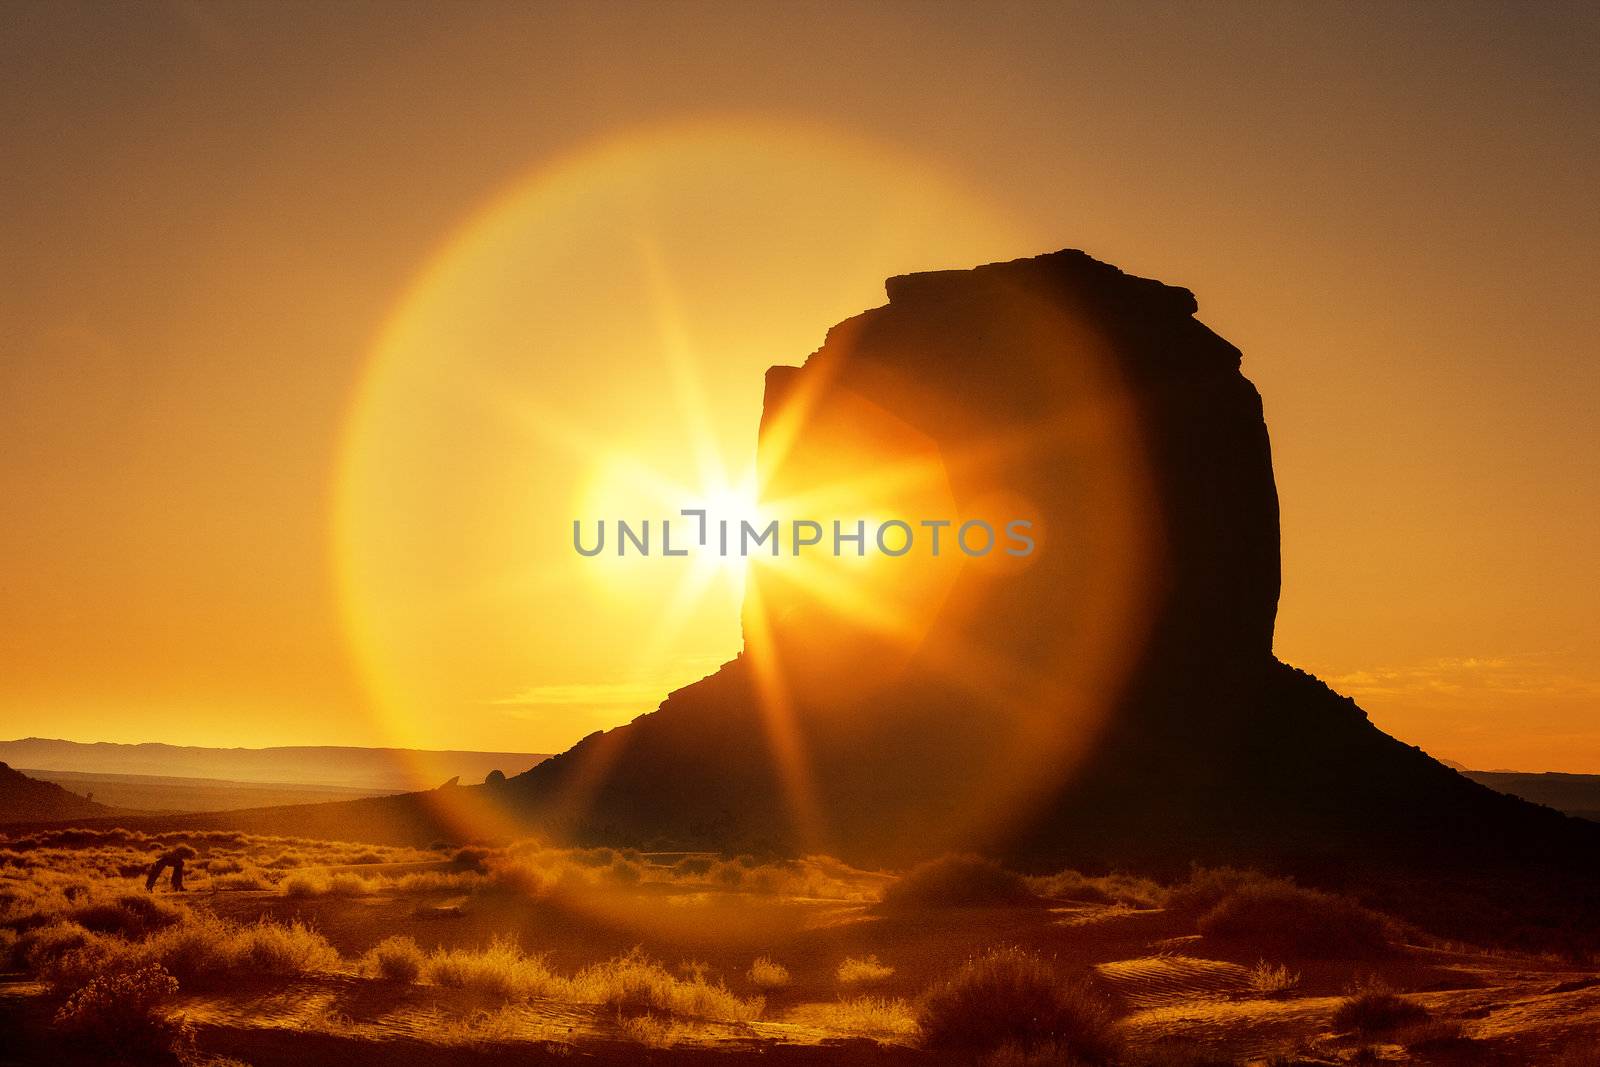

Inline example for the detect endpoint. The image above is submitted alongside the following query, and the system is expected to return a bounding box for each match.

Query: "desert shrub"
[746,956,790,989]
[450,847,492,873]
[604,858,643,886]
[672,855,714,877]
[917,947,1117,1062]
[18,920,94,970]
[211,871,271,891]
[363,935,425,982]
[821,995,918,1037]
[1246,959,1301,997]
[430,1004,524,1045]
[280,870,372,895]
[51,963,191,1062]
[326,872,375,897]
[709,860,747,887]
[424,936,558,1000]
[40,930,149,993]
[391,869,475,893]
[72,893,185,939]
[571,948,763,1022]
[144,914,238,984]
[881,854,1041,909]
[237,919,341,975]
[0,927,16,966]
[279,871,327,898]
[667,853,872,900]
[1198,882,1393,958]
[618,1011,681,1047]
[1167,867,1275,916]
[481,859,553,898]
[144,914,338,987]
[1027,869,1164,909]
[1332,983,1430,1034]
[347,850,386,865]
[837,954,895,986]
[1394,1019,1467,1050]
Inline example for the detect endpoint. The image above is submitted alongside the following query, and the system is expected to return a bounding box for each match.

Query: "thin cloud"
[1321,652,1600,701]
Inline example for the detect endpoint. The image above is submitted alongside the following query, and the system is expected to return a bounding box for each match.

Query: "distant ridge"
[0,738,550,793]
[1464,769,1600,823]
[0,762,122,824]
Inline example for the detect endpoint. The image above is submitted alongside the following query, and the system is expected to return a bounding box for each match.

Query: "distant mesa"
[0,738,550,794]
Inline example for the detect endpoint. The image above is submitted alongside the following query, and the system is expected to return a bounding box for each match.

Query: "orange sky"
[2,3,1596,770]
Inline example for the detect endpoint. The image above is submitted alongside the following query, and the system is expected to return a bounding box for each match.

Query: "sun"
[682,476,770,576]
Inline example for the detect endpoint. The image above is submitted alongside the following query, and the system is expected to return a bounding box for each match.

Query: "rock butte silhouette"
[505,251,1600,941]
[48,250,1598,946]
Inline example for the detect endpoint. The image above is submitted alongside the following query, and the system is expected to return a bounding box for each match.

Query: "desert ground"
[2,828,1599,1066]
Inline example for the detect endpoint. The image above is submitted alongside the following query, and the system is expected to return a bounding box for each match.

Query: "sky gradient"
[3,2,1597,770]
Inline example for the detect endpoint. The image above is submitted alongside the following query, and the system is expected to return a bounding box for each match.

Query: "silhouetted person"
[145,844,195,892]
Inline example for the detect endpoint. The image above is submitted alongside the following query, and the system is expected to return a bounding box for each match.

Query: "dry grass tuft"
[428,1004,530,1047]
[1026,869,1164,909]
[1393,1018,1467,1050]
[279,871,325,898]
[746,955,791,989]
[51,963,192,1062]
[570,948,763,1022]
[819,995,918,1038]
[424,936,558,1000]
[363,934,425,983]
[234,917,343,976]
[837,954,895,986]
[618,1012,683,1048]
[280,870,378,898]
[881,854,1041,909]
[1197,880,1394,959]
[1332,980,1431,1035]
[136,913,340,988]
[70,893,185,939]
[1246,959,1300,997]
[210,870,272,891]
[918,947,1118,1062]
[17,920,94,971]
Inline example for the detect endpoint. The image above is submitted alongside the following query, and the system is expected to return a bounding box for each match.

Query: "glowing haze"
[2,4,1596,771]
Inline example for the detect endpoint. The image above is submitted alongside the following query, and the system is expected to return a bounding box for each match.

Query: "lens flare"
[333,117,1021,840]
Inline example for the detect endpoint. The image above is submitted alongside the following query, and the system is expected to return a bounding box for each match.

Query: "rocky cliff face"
[505,250,1598,942]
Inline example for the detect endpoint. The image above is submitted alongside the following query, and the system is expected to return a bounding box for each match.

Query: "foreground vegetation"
[2,829,1593,1065]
